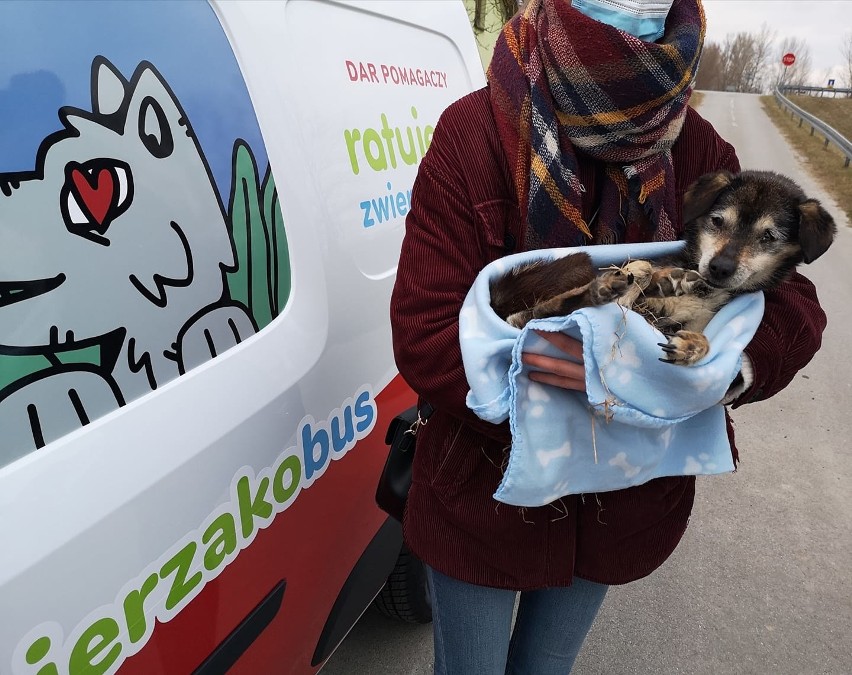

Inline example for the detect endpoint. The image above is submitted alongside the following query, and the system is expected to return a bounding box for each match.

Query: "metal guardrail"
[779,85,852,97]
[774,88,852,168]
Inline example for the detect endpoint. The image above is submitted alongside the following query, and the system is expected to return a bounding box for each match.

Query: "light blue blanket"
[460,242,764,506]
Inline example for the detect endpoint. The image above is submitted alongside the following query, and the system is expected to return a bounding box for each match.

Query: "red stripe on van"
[119,374,416,675]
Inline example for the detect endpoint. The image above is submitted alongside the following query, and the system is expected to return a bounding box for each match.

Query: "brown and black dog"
[490,170,836,365]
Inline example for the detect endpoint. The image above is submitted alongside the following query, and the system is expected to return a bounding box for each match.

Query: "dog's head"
[681,170,836,292]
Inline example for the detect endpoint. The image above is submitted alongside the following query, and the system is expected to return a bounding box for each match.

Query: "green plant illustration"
[226,140,291,329]
[0,354,52,392]
[0,346,101,392]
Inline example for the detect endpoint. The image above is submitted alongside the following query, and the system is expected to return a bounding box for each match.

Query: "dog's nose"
[708,255,737,281]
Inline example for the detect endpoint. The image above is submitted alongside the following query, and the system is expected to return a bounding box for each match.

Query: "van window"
[0,1,287,466]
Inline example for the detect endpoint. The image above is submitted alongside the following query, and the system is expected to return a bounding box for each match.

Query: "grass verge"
[760,94,852,223]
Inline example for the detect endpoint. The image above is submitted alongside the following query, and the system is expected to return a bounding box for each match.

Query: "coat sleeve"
[390,113,513,444]
[734,272,826,407]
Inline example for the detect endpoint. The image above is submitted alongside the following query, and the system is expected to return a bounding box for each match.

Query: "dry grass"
[761,94,852,223]
[785,94,852,140]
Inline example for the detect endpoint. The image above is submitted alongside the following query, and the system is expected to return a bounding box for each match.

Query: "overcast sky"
[703,1,850,84]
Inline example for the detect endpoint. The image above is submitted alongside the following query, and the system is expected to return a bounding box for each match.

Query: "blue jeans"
[426,566,608,675]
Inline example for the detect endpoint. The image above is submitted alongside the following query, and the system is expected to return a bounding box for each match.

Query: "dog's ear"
[682,171,735,224]
[798,199,836,263]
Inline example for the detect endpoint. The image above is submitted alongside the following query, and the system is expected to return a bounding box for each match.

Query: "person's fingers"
[527,369,586,392]
[533,330,584,362]
[522,352,586,392]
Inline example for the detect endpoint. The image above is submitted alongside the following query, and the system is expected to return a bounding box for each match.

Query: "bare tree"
[722,34,755,92]
[694,42,724,91]
[466,0,520,66]
[720,34,744,91]
[471,0,518,31]
[841,31,852,91]
[717,25,777,93]
[750,24,777,92]
[775,37,813,90]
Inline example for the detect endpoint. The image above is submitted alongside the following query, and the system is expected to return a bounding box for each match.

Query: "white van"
[0,2,485,672]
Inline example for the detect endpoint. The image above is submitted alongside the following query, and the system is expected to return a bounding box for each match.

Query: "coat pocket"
[414,412,485,494]
[474,199,522,263]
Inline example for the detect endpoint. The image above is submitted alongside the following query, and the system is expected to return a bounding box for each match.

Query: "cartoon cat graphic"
[0,57,257,463]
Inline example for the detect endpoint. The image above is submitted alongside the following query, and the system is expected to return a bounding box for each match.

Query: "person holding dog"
[389,0,827,672]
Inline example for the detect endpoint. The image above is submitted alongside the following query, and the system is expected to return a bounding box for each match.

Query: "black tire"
[371,544,432,624]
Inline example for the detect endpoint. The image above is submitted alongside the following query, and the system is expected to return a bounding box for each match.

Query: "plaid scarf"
[488,0,705,248]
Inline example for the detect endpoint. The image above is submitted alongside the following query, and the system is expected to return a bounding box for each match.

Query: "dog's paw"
[506,309,533,329]
[592,272,630,303]
[590,261,654,308]
[589,269,632,304]
[658,330,710,366]
[648,268,707,297]
[620,260,654,289]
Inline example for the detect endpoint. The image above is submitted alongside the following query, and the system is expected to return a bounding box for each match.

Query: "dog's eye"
[710,215,724,228]
[761,231,776,243]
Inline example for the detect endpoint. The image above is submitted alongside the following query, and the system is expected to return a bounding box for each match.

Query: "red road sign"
[782,52,796,66]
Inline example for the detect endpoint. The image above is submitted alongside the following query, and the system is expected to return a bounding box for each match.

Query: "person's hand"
[521,331,586,392]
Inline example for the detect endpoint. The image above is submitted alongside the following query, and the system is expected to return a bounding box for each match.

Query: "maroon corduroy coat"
[389,88,826,590]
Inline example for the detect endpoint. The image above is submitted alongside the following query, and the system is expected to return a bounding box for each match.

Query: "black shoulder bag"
[375,403,433,522]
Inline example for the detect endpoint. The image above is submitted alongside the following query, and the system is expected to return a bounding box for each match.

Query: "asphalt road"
[321,91,852,675]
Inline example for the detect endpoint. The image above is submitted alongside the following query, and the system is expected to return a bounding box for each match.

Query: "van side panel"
[0,1,484,674]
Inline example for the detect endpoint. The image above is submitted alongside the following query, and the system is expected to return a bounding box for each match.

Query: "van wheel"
[372,545,432,624]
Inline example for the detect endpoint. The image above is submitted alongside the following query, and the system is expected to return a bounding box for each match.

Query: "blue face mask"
[572,0,675,42]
